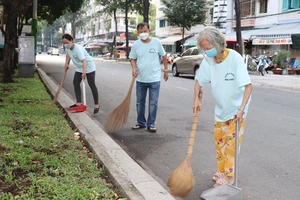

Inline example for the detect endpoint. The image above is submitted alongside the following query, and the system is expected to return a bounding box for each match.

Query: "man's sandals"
[132,125,156,133]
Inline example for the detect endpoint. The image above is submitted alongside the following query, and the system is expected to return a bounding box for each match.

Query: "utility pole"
[125,0,129,59]
[32,0,37,55]
[143,0,149,23]
[234,0,243,55]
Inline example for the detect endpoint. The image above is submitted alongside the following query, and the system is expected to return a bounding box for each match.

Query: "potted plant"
[271,50,289,75]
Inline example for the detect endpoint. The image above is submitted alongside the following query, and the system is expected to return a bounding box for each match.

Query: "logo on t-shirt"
[224,73,235,81]
[149,48,156,53]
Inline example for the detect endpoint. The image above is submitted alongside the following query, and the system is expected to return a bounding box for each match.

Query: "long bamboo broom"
[167,108,200,197]
[52,68,67,104]
[52,60,70,104]
[104,76,136,133]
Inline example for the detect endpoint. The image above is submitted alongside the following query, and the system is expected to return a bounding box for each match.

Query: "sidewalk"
[249,72,300,91]
[38,68,176,200]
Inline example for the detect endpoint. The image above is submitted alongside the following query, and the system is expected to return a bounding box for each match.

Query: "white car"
[172,47,204,76]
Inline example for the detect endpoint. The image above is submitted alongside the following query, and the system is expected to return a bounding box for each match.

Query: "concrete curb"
[37,68,176,200]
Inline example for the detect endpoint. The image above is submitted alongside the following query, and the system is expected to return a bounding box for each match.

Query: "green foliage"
[0,74,123,199]
[272,49,290,68]
[38,0,85,24]
[162,0,207,30]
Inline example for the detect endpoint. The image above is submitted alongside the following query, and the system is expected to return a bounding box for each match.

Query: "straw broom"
[104,76,136,133]
[52,69,67,104]
[167,106,201,197]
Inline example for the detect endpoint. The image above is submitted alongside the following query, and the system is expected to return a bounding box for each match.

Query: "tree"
[0,0,33,83]
[0,0,84,83]
[143,0,149,23]
[234,0,242,55]
[95,0,119,57]
[162,0,207,51]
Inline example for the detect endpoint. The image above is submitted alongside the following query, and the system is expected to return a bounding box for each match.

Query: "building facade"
[217,0,300,57]
[155,0,214,53]
[75,0,138,44]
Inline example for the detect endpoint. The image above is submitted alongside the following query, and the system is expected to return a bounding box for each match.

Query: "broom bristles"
[168,109,200,197]
[168,156,195,197]
[104,77,135,133]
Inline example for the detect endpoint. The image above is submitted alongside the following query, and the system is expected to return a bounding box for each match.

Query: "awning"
[160,35,189,45]
[183,41,197,46]
[225,29,265,42]
[183,34,198,46]
[252,23,300,38]
[251,23,300,45]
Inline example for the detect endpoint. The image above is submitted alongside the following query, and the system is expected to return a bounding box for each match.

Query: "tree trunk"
[234,0,242,55]
[125,0,129,59]
[2,8,18,83]
[110,9,117,58]
[143,0,149,23]
[181,27,185,53]
[71,13,76,39]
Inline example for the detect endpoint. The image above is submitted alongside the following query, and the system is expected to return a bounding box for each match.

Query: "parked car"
[172,47,204,77]
[50,48,60,56]
[47,48,52,55]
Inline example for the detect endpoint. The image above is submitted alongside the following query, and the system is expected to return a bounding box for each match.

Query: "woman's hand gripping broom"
[167,95,201,197]
[104,76,136,133]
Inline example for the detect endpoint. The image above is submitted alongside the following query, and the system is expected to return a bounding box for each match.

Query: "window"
[191,49,199,55]
[159,20,166,28]
[241,0,255,17]
[282,0,300,11]
[182,49,192,56]
[259,0,268,13]
[165,45,172,52]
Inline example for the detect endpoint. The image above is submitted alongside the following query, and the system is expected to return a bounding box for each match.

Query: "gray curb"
[37,68,176,200]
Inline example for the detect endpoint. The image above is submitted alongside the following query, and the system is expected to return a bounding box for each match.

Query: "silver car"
[172,47,204,76]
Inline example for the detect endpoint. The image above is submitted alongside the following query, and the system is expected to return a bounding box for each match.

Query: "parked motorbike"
[252,55,268,76]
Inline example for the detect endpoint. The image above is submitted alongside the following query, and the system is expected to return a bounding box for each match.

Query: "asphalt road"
[37,53,300,200]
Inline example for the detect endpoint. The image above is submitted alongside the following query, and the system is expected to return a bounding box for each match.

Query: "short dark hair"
[62,34,73,41]
[137,22,150,30]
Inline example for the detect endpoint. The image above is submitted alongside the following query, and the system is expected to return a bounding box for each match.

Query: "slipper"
[94,106,100,114]
[132,125,146,130]
[213,177,234,187]
[147,126,157,133]
[212,172,224,181]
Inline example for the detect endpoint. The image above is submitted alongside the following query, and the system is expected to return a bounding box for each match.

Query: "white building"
[222,0,300,57]
[75,0,138,43]
[155,0,214,53]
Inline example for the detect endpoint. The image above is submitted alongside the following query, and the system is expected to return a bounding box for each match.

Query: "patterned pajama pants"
[214,119,246,177]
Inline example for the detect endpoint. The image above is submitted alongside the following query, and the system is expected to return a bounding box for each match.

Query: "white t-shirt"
[195,49,252,122]
[129,37,166,83]
[66,44,96,73]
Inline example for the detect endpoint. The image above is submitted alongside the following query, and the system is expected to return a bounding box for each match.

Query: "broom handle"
[187,109,200,156]
[187,93,202,156]
[128,76,136,93]
[52,68,67,103]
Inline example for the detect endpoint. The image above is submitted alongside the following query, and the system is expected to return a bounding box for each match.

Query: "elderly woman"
[192,27,252,187]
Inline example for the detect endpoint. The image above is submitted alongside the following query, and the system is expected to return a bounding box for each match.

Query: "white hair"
[196,26,226,53]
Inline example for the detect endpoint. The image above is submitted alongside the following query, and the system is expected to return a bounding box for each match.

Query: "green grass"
[0,74,125,199]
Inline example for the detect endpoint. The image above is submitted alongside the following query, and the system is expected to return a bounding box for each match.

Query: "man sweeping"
[129,22,168,133]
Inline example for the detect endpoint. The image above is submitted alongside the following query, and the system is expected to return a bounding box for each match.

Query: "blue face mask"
[204,47,218,58]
